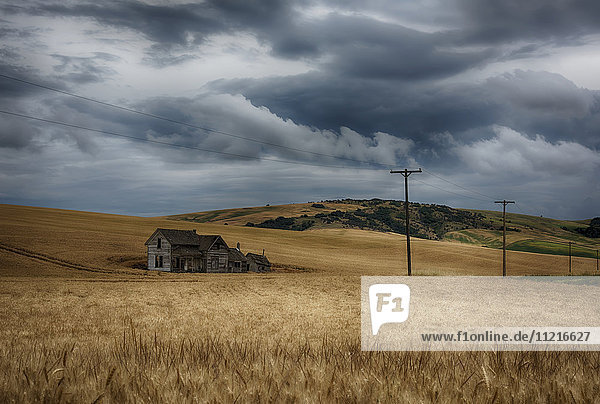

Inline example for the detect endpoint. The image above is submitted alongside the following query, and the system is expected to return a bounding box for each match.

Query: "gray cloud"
[209,69,600,152]
[135,93,416,167]
[457,0,600,45]
[486,70,595,118]
[0,115,41,149]
[1,0,599,219]
[5,0,301,67]
[271,14,494,80]
[2,1,496,77]
[455,126,600,176]
[51,52,120,84]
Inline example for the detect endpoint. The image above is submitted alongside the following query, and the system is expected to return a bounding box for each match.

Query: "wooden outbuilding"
[246,252,271,272]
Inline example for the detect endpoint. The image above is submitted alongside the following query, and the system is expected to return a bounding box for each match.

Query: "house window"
[175,257,180,269]
[157,238,162,249]
[155,255,163,268]
[234,262,240,268]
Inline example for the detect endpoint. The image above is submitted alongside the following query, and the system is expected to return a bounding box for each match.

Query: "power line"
[421,168,499,200]
[2,107,509,204]
[0,109,384,170]
[0,73,390,168]
[0,74,516,205]
[514,202,528,215]
[412,178,492,203]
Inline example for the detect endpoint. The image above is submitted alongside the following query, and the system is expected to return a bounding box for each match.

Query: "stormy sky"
[0,1,599,218]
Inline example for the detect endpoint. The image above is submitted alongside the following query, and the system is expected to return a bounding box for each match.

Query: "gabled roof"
[145,228,200,246]
[145,229,229,251]
[246,252,270,266]
[228,248,247,262]
[172,245,203,256]
[198,235,228,250]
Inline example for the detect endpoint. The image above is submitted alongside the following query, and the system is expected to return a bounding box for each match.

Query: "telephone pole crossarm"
[494,200,515,277]
[390,168,422,276]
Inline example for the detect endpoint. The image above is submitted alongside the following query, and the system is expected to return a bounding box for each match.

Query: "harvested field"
[1,204,599,402]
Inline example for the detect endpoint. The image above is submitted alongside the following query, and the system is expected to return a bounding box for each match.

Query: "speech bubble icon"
[369,283,410,335]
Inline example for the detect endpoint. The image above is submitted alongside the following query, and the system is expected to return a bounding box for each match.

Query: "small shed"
[246,252,271,272]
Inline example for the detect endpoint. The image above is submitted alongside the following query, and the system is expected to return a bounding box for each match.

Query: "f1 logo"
[369,284,410,335]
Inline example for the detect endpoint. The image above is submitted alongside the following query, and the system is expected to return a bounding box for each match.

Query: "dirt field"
[1,204,599,402]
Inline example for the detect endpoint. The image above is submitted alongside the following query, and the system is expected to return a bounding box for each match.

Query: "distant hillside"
[167,199,600,259]
[244,199,494,240]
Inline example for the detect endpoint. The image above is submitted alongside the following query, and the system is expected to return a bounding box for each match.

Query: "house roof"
[198,235,228,250]
[145,228,199,246]
[228,248,247,262]
[145,229,229,251]
[246,252,270,266]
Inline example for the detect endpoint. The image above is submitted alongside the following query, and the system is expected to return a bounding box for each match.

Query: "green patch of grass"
[445,233,473,244]
[508,240,597,259]
[446,230,503,248]
[175,211,222,223]
[222,207,273,220]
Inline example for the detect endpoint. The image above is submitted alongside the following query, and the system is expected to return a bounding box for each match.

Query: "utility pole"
[390,168,422,276]
[568,242,572,275]
[494,200,515,277]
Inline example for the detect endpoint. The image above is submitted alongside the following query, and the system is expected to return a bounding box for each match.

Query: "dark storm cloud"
[4,0,494,78]
[486,70,595,118]
[4,0,302,66]
[456,0,600,44]
[1,0,599,218]
[209,71,490,139]
[0,115,41,149]
[0,63,64,101]
[209,69,600,152]
[27,2,223,45]
[5,0,600,71]
[267,14,494,80]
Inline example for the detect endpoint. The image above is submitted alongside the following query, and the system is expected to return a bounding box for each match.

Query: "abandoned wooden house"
[145,228,268,273]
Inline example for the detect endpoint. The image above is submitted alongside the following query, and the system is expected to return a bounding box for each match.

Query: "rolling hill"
[167,199,600,259]
[1,203,598,278]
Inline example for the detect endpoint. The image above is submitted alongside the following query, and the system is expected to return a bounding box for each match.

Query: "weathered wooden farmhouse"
[145,228,269,273]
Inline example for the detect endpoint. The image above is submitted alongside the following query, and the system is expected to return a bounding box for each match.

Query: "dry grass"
[1,204,597,278]
[165,201,366,226]
[1,204,600,402]
[2,279,600,403]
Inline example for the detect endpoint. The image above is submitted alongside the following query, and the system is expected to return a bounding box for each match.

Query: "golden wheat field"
[1,204,599,402]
